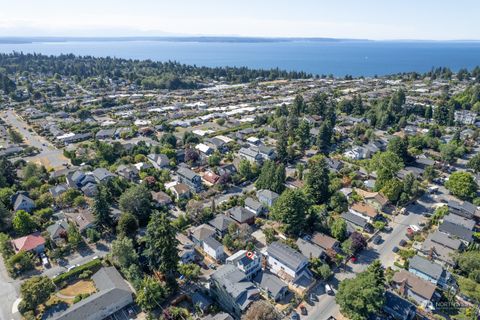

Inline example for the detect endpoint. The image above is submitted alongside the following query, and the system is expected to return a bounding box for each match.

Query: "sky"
[0,0,479,40]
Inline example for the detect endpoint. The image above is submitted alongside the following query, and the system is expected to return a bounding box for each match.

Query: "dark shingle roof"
[409,255,444,281]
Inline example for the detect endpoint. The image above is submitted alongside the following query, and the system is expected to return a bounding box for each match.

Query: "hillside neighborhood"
[0,54,480,320]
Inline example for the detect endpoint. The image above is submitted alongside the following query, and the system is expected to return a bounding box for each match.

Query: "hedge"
[53,259,102,286]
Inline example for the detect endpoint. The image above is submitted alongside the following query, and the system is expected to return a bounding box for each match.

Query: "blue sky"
[0,0,478,40]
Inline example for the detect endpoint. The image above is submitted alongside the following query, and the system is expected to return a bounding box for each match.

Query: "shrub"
[53,259,102,286]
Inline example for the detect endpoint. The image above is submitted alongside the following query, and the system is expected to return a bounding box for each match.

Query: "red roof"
[11,232,45,252]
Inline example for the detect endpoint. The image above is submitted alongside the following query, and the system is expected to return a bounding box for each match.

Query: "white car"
[409,224,420,232]
[325,284,334,295]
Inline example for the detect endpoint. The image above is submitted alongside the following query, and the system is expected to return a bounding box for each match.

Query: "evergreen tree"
[276,133,288,163]
[143,212,179,286]
[305,156,331,204]
[93,185,113,230]
[296,120,311,150]
[366,260,385,288]
[270,189,308,236]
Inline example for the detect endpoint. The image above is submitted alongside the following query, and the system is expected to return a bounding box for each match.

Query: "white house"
[226,250,261,280]
[266,241,312,283]
[203,236,224,261]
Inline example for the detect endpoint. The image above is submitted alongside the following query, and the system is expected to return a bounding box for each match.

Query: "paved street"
[304,205,427,320]
[0,256,21,320]
[1,109,70,170]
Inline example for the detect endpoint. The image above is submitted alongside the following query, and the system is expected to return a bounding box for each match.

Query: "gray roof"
[202,313,234,320]
[211,264,259,311]
[13,194,35,211]
[46,220,68,238]
[409,255,444,280]
[448,199,477,218]
[341,211,369,228]
[295,238,326,260]
[227,206,255,223]
[92,168,115,181]
[204,236,223,250]
[428,230,462,250]
[383,291,416,319]
[208,214,235,232]
[443,214,476,230]
[244,197,263,211]
[256,189,279,201]
[267,241,308,271]
[253,271,287,298]
[177,167,199,181]
[439,221,474,243]
[52,267,133,320]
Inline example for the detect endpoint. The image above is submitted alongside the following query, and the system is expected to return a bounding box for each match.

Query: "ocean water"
[1,40,480,76]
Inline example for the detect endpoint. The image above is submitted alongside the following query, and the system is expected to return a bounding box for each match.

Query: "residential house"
[311,232,341,253]
[341,211,373,233]
[209,265,259,319]
[203,235,224,261]
[382,291,417,320]
[91,168,115,183]
[12,192,35,212]
[408,255,453,289]
[196,143,213,157]
[344,146,370,160]
[51,267,133,320]
[238,147,263,164]
[438,221,474,245]
[176,233,196,264]
[355,189,389,212]
[11,232,46,254]
[226,249,261,280]
[244,197,264,216]
[252,145,276,161]
[95,128,116,140]
[203,171,220,185]
[266,241,313,284]
[190,224,216,246]
[147,153,170,169]
[170,183,191,200]
[256,189,279,207]
[202,313,233,320]
[208,214,236,237]
[227,206,255,225]
[218,164,237,177]
[115,164,139,182]
[447,199,480,220]
[392,270,439,309]
[349,202,379,223]
[49,184,68,199]
[295,238,327,261]
[420,230,462,267]
[443,214,476,231]
[253,271,288,302]
[46,220,69,245]
[151,191,173,207]
[64,209,95,233]
[177,167,203,192]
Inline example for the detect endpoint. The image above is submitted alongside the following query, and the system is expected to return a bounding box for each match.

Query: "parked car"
[392,246,400,253]
[309,293,317,302]
[383,226,393,233]
[372,235,382,244]
[208,263,216,270]
[399,239,407,247]
[40,252,50,268]
[325,284,334,295]
[290,311,300,320]
[300,306,307,315]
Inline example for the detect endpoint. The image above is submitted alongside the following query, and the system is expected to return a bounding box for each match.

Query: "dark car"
[372,235,382,244]
[290,311,300,320]
[399,239,407,247]
[392,246,400,253]
[300,306,308,315]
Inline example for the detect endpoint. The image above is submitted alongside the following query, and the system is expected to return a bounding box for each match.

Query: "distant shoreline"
[1,36,480,45]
